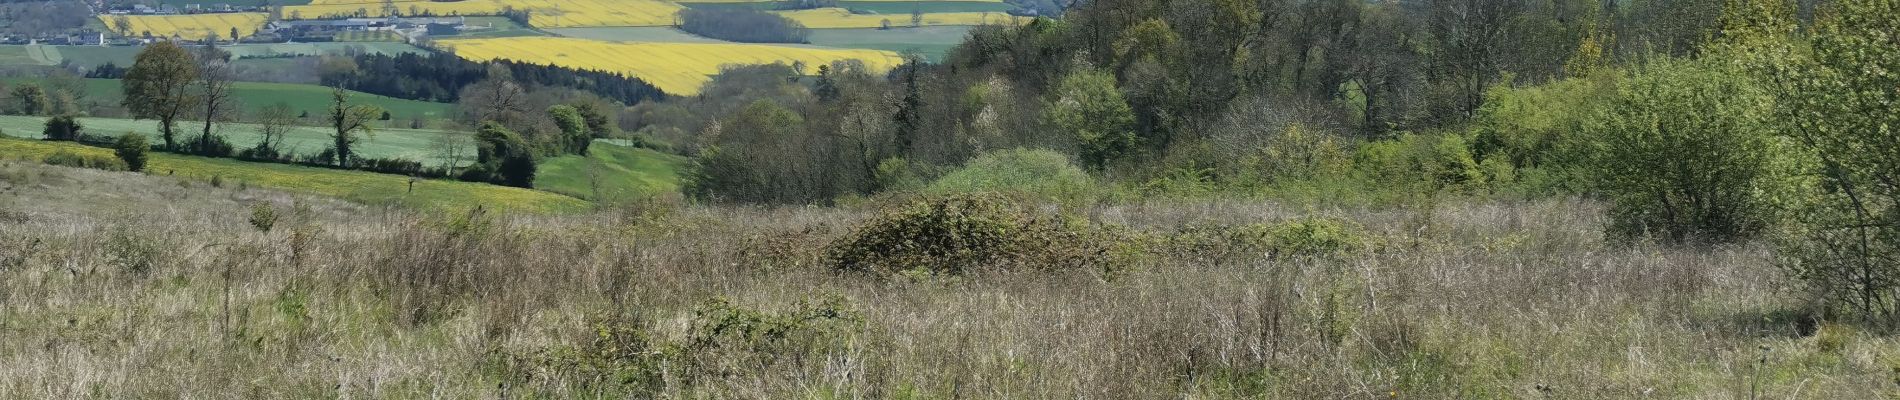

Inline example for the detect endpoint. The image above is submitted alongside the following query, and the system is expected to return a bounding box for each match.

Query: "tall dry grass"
[0,161,1894,398]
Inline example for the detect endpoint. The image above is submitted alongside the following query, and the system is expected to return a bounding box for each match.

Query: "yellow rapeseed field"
[101,13,268,41]
[284,0,679,27]
[439,36,905,95]
[514,0,684,27]
[774,8,1021,28]
[284,0,506,19]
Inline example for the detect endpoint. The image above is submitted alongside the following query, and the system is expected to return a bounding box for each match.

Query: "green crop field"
[0,137,586,214]
[48,45,139,67]
[1,78,454,121]
[445,16,547,38]
[0,45,48,65]
[0,115,470,167]
[807,26,971,61]
[536,141,687,203]
[0,43,425,69]
[221,42,426,59]
[334,30,405,42]
[546,27,726,42]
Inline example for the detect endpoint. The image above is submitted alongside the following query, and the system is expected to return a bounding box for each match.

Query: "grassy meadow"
[0,158,1891,397]
[0,137,585,213]
[535,141,687,203]
[0,115,468,167]
[0,78,453,121]
[807,26,972,61]
[0,43,425,70]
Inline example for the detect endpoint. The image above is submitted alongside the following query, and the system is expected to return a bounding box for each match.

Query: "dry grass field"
[0,160,1893,397]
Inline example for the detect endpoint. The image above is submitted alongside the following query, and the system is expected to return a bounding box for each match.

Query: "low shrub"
[114,133,149,172]
[824,193,1114,276]
[41,115,81,141]
[43,150,127,171]
[926,148,1097,204]
[182,134,236,158]
[493,295,863,396]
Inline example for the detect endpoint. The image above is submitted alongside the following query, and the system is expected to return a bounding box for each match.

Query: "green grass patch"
[223,42,425,59]
[536,141,686,203]
[0,137,586,214]
[334,30,405,42]
[806,26,970,61]
[546,27,727,42]
[444,16,547,38]
[0,46,46,65]
[0,43,424,69]
[1,78,453,121]
[47,45,140,67]
[0,115,469,167]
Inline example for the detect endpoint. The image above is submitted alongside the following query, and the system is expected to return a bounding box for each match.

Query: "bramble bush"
[824,193,1116,276]
[43,150,127,171]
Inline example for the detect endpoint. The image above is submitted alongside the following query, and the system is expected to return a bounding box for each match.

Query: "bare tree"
[456,64,529,128]
[329,88,384,168]
[193,42,238,154]
[113,15,133,37]
[430,132,476,169]
[254,102,296,153]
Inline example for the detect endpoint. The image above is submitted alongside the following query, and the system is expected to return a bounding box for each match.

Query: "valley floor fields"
[0,115,467,167]
[0,78,454,122]
[0,137,586,213]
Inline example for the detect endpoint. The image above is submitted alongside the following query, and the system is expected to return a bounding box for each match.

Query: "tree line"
[319,51,666,105]
[677,8,811,44]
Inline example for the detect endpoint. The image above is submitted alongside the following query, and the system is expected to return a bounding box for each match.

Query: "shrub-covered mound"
[926,148,1098,204]
[824,193,1113,276]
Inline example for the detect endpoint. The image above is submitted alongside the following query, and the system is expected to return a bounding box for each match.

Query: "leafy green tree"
[11,84,50,116]
[1777,0,1900,319]
[475,122,537,188]
[570,100,616,138]
[41,115,81,141]
[686,100,813,203]
[115,133,150,172]
[328,88,383,168]
[122,41,200,150]
[1584,59,1801,243]
[547,104,592,155]
[1042,68,1135,170]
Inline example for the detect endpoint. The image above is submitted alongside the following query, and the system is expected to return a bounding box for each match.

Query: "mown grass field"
[0,43,425,70]
[544,27,724,42]
[444,16,546,38]
[333,30,405,42]
[0,78,452,121]
[807,26,971,61]
[773,7,1021,28]
[0,115,468,166]
[0,137,586,213]
[536,141,686,203]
